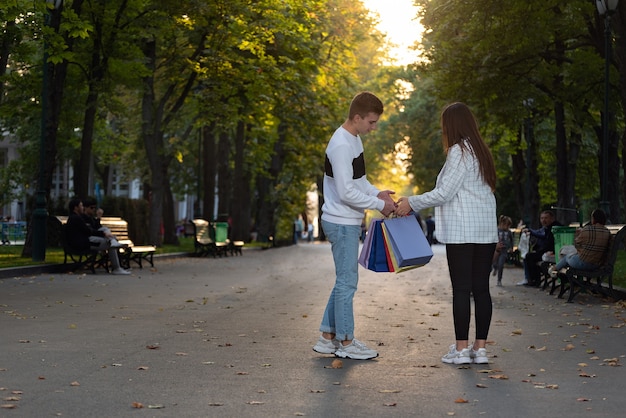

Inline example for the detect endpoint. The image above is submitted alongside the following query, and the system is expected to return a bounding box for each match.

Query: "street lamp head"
[596,0,619,15]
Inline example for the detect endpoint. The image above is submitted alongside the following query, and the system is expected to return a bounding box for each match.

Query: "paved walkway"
[1,244,625,417]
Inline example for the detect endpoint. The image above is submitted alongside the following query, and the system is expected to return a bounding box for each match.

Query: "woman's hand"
[395,197,412,216]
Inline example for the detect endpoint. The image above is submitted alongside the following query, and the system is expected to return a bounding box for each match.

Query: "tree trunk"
[162,175,178,245]
[22,3,70,258]
[141,38,163,245]
[255,121,287,245]
[554,101,577,225]
[230,121,251,242]
[202,124,216,221]
[511,131,526,225]
[524,116,541,229]
[216,131,230,220]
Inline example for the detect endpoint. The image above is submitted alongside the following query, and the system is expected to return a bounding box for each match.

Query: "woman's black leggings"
[446,243,496,341]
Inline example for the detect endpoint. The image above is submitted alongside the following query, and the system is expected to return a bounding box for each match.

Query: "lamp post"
[596,0,619,221]
[33,0,63,261]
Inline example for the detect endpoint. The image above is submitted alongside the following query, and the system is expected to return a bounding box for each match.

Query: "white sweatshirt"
[321,126,384,225]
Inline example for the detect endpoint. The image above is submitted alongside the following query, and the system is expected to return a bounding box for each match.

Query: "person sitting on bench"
[518,210,561,287]
[548,209,611,277]
[65,197,130,275]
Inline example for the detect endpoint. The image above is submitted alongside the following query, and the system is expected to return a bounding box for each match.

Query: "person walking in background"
[425,215,435,245]
[492,215,513,286]
[293,215,304,244]
[313,91,396,360]
[548,209,611,277]
[396,102,497,365]
[307,222,314,243]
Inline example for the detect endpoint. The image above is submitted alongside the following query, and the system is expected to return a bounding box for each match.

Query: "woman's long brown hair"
[440,102,496,191]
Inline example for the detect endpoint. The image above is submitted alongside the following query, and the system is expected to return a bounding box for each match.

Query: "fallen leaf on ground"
[379,389,401,393]
[454,398,468,403]
[489,374,508,380]
[563,344,575,351]
[326,359,343,369]
[132,402,143,409]
[476,384,488,388]
[246,401,264,405]
[383,403,397,406]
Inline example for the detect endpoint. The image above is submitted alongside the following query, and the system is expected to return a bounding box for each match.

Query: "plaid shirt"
[407,142,497,244]
[575,224,611,265]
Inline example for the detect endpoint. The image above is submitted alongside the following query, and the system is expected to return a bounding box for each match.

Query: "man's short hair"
[348,91,383,120]
[591,209,607,225]
[68,197,82,214]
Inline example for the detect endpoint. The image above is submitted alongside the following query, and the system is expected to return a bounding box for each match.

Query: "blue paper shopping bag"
[383,216,433,267]
[360,219,390,272]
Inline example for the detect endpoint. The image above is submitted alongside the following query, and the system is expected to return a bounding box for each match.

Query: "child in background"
[492,215,513,286]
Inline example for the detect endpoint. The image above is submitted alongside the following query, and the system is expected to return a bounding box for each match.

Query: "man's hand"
[380,199,396,217]
[378,190,396,217]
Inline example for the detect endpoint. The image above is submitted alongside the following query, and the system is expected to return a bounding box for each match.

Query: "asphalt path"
[1,243,625,417]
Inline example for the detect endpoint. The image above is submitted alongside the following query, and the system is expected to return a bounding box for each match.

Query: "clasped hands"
[377,190,412,217]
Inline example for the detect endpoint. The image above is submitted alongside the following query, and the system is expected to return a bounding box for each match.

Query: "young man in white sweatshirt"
[312,92,396,360]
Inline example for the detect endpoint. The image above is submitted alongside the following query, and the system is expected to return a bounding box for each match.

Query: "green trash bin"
[214,222,229,243]
[552,226,576,263]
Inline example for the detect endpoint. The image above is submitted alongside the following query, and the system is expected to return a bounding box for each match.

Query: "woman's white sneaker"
[442,344,471,364]
[471,347,489,364]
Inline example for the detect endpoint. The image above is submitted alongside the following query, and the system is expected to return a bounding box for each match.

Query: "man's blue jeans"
[320,220,360,341]
[555,253,597,271]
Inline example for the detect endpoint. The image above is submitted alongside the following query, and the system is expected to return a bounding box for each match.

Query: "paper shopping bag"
[383,216,433,268]
[380,223,395,272]
[358,220,377,269]
[364,219,390,272]
[382,222,421,273]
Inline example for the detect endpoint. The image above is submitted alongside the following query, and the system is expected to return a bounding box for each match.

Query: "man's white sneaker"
[516,279,528,286]
[548,266,558,278]
[442,344,471,365]
[470,347,489,364]
[312,336,340,354]
[334,339,378,360]
[112,268,131,275]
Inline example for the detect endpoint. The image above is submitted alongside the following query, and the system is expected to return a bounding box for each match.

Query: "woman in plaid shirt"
[396,102,497,365]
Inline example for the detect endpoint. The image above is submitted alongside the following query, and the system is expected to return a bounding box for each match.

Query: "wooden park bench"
[191,219,244,257]
[548,225,626,303]
[99,217,156,269]
[57,216,156,271]
[191,219,225,257]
